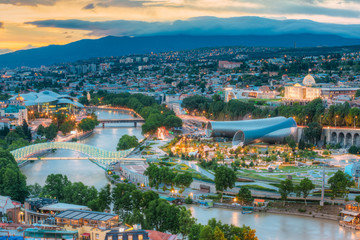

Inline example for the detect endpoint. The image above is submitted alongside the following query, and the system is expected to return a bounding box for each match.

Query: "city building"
[206,117,297,147]
[106,225,150,240]
[24,198,89,225]
[218,61,242,69]
[24,228,78,240]
[55,209,119,240]
[0,196,22,223]
[224,87,279,102]
[284,74,321,102]
[9,91,84,116]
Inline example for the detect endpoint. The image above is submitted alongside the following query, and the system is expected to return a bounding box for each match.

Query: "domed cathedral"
[302,74,316,86]
[284,74,321,105]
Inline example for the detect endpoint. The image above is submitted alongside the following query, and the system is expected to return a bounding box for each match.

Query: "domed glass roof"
[303,74,316,86]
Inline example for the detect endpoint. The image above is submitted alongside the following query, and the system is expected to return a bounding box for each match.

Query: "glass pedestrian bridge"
[11,142,134,166]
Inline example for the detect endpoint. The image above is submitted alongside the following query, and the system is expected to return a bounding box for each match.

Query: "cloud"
[0,0,57,6]
[178,0,360,19]
[0,48,12,55]
[25,16,360,38]
[0,22,3,28]
[22,44,36,50]
[95,0,166,8]
[82,3,95,10]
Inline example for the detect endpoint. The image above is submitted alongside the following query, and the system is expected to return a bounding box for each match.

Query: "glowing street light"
[335,115,339,128]
[355,116,358,128]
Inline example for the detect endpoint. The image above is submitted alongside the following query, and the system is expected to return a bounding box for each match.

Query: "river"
[21,109,358,240]
[21,109,143,189]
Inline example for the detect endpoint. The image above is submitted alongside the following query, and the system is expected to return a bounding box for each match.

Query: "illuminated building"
[9,90,84,116]
[206,117,297,147]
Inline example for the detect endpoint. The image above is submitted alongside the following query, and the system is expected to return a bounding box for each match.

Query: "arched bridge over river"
[11,142,144,167]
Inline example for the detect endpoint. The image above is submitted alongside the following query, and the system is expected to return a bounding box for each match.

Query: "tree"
[213,226,226,240]
[349,146,360,154]
[117,134,139,150]
[278,179,293,206]
[8,139,30,151]
[295,178,315,206]
[298,139,306,150]
[175,172,193,192]
[304,122,322,145]
[0,150,28,202]
[97,184,112,211]
[189,224,204,240]
[144,164,161,189]
[37,125,46,136]
[77,117,99,132]
[328,170,354,203]
[178,207,196,240]
[59,121,75,136]
[355,195,360,206]
[199,225,214,240]
[1,168,28,202]
[28,183,43,197]
[45,123,58,140]
[163,115,182,129]
[355,89,360,98]
[288,138,296,151]
[237,187,252,204]
[144,198,180,234]
[42,174,70,201]
[112,183,137,218]
[215,166,237,202]
[21,120,32,141]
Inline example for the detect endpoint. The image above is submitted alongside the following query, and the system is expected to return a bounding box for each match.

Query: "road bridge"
[97,118,145,127]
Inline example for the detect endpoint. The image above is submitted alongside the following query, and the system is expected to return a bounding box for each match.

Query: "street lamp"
[335,115,339,128]
[320,115,323,125]
[355,116,358,128]
[305,116,308,126]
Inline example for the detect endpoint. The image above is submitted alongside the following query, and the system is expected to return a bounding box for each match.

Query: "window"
[96,234,99,240]
[138,235,143,240]
[128,235,133,240]
[118,235,123,240]
[108,236,112,240]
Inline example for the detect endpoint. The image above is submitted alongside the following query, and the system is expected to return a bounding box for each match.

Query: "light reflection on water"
[21,110,143,189]
[21,109,360,240]
[189,206,359,240]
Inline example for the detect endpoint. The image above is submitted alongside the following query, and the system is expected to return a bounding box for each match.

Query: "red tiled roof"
[146,230,177,240]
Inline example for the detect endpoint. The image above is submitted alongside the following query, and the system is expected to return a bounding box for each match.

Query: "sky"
[1,0,360,53]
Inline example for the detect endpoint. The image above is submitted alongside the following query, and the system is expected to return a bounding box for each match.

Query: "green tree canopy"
[328,170,354,202]
[278,179,294,206]
[117,134,139,151]
[215,166,237,202]
[295,178,315,205]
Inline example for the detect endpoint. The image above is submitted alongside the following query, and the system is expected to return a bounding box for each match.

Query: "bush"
[298,208,306,213]
[349,145,360,154]
[185,196,193,204]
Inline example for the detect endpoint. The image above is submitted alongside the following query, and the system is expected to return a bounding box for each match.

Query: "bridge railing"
[11,142,134,166]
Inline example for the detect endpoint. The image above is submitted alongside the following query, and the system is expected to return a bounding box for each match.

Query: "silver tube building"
[206,117,297,147]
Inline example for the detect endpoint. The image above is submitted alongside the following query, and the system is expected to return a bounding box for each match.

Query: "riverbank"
[86,106,142,118]
[212,200,342,221]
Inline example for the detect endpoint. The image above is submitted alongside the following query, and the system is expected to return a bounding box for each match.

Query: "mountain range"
[1,34,360,68]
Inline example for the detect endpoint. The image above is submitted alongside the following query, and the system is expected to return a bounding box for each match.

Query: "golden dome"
[15,93,24,102]
[303,74,316,86]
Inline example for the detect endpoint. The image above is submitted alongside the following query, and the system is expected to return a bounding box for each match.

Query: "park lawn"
[239,184,277,192]
[237,172,281,182]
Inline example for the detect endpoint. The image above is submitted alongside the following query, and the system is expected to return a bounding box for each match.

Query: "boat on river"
[241,206,254,214]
